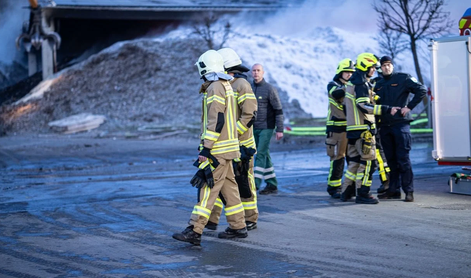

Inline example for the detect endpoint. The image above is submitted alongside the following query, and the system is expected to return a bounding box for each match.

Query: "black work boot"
[355,186,379,204]
[246,221,257,231]
[218,227,248,239]
[377,180,390,194]
[327,186,341,199]
[205,221,218,230]
[172,226,201,245]
[378,191,401,199]
[259,184,278,195]
[340,186,355,202]
[405,192,414,202]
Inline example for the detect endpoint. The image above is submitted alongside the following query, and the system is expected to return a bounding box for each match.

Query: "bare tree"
[373,0,453,84]
[376,27,409,62]
[192,13,232,50]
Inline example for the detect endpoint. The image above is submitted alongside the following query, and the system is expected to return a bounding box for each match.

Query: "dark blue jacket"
[374,72,427,126]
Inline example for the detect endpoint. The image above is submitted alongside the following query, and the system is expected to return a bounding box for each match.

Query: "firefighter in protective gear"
[172,50,247,245]
[325,58,355,198]
[340,52,400,204]
[206,48,259,231]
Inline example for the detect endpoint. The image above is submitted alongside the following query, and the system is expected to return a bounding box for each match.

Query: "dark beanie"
[380,56,393,65]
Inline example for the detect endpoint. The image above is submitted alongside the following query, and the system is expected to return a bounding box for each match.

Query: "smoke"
[0,0,29,64]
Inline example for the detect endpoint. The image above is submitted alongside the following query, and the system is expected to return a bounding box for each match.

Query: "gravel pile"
[0,37,310,137]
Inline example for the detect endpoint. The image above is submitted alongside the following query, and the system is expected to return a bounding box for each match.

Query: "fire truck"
[429,8,471,194]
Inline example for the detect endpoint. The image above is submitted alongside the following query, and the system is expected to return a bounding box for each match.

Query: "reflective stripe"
[213,138,239,148]
[345,170,356,181]
[240,136,256,148]
[328,179,342,187]
[225,203,244,216]
[347,125,369,131]
[327,120,347,126]
[201,186,211,208]
[362,160,372,186]
[238,93,256,104]
[329,98,343,110]
[376,149,387,181]
[192,205,211,219]
[204,130,220,141]
[373,104,382,115]
[356,97,370,105]
[236,121,248,135]
[242,201,257,210]
[254,173,263,179]
[207,94,225,105]
[214,198,224,209]
[263,173,276,179]
[254,166,275,173]
[211,145,240,155]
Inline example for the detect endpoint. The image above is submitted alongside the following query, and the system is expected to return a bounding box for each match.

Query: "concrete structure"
[16,0,302,80]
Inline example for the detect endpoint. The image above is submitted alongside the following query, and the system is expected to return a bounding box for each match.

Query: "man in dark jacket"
[251,63,284,195]
[374,56,427,202]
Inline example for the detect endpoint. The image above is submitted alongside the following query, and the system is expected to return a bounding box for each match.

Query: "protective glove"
[240,146,256,161]
[233,160,252,198]
[190,169,207,188]
[360,130,373,155]
[203,165,214,188]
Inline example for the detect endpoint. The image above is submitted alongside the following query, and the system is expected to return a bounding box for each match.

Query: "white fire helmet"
[217,48,242,69]
[195,50,225,77]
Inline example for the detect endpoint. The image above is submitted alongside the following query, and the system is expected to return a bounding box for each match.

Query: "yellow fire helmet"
[336,58,355,74]
[355,53,380,71]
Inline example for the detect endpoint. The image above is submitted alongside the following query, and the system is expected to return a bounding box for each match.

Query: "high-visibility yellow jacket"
[200,79,240,160]
[326,77,348,133]
[344,71,390,139]
[231,77,258,149]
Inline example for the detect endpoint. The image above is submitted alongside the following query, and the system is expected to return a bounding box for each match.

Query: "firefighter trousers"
[189,157,246,235]
[325,131,347,189]
[341,136,377,192]
[208,158,259,224]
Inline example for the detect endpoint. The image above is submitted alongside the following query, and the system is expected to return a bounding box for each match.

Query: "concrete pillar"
[41,40,54,79]
[28,51,38,76]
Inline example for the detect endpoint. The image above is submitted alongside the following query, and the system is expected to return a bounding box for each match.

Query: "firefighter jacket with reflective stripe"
[373,72,427,127]
[200,79,240,160]
[232,76,258,149]
[326,75,348,133]
[251,79,284,132]
[344,70,392,139]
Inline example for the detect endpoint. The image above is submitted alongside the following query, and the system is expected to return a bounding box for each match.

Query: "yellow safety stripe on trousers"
[375,149,387,182]
[242,200,257,210]
[326,120,347,126]
[207,94,226,105]
[248,172,257,203]
[344,170,356,181]
[329,98,343,110]
[237,92,256,104]
[192,205,211,219]
[363,160,372,186]
[200,185,211,208]
[214,198,224,209]
[240,136,256,148]
[224,203,244,216]
[373,104,382,115]
[328,179,342,187]
[204,130,220,141]
[236,121,248,135]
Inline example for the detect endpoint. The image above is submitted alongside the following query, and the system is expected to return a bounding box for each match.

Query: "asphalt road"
[0,135,470,278]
